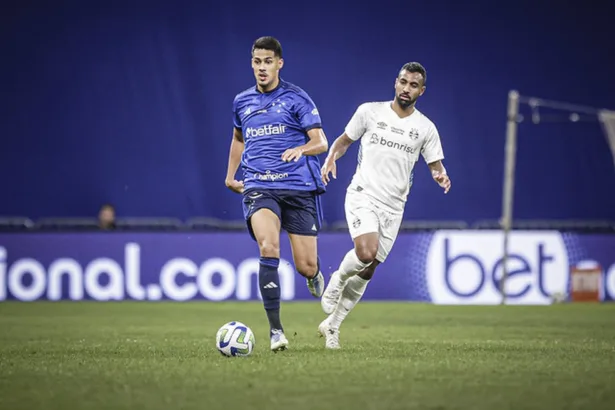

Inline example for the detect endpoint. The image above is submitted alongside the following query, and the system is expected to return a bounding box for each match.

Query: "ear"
[419,85,426,96]
[278,58,284,70]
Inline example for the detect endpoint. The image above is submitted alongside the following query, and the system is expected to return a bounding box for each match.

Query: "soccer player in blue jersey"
[225,36,329,352]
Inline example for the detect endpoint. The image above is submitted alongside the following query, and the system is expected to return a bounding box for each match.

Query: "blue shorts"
[242,189,323,240]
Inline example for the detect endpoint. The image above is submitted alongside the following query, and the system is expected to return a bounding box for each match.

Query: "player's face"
[99,207,114,224]
[251,49,283,91]
[394,71,425,109]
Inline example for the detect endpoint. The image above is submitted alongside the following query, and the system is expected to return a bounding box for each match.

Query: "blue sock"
[259,256,283,332]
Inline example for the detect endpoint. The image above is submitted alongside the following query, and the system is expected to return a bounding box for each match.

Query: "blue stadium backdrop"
[1,0,614,224]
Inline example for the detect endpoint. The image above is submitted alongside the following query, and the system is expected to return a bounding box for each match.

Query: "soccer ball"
[215,321,255,357]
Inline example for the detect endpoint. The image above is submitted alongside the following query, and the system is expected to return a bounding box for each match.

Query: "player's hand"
[321,159,337,185]
[225,179,244,194]
[433,172,451,194]
[281,147,304,162]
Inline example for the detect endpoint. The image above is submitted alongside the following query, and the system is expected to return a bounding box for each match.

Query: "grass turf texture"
[1,302,614,410]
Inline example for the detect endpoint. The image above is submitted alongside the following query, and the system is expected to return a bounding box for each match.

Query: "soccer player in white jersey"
[317,62,451,349]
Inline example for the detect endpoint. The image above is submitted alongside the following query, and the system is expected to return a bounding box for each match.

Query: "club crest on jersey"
[408,128,419,140]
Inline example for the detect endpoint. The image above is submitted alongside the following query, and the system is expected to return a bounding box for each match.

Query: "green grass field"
[1,302,614,410]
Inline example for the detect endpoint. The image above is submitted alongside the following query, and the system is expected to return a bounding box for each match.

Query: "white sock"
[329,276,369,330]
[338,249,372,282]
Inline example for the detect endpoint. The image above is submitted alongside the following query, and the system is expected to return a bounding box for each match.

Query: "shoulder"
[233,86,256,106]
[280,80,314,101]
[353,101,389,118]
[412,108,438,132]
[359,101,388,111]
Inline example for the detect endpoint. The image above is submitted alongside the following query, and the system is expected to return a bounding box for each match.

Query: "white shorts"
[344,189,403,263]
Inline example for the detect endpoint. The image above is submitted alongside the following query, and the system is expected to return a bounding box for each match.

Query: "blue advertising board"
[1,231,613,303]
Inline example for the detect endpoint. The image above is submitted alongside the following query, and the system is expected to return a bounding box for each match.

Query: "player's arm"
[320,133,355,185]
[281,127,328,162]
[320,104,367,185]
[282,90,329,162]
[422,124,450,194]
[427,160,451,194]
[225,127,245,194]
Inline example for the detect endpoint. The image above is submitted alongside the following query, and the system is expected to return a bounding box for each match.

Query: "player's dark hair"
[400,62,427,85]
[252,36,283,58]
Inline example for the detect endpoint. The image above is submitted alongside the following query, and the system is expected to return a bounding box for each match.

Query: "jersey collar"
[255,78,284,94]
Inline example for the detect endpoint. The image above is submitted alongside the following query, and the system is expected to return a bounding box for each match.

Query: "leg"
[242,191,289,352]
[327,259,380,329]
[318,258,380,350]
[321,190,380,314]
[288,233,318,279]
[281,190,325,297]
[320,208,403,349]
[340,231,379,280]
[287,233,325,297]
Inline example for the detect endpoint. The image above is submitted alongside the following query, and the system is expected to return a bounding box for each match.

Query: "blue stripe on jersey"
[232,79,326,194]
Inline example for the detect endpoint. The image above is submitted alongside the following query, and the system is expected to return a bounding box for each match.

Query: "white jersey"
[344,101,444,214]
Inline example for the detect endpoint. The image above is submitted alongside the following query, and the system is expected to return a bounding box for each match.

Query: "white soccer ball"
[215,321,256,357]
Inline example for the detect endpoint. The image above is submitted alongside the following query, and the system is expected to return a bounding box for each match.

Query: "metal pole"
[501,90,520,305]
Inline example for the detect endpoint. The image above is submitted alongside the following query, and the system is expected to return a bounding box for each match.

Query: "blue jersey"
[233,79,326,194]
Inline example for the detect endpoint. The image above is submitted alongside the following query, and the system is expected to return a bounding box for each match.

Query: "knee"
[359,264,377,280]
[258,239,280,258]
[295,258,318,278]
[355,244,378,265]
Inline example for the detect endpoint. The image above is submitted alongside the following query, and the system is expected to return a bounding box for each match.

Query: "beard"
[396,95,414,108]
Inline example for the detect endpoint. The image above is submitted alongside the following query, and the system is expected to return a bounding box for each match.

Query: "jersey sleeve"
[294,90,322,131]
[232,95,242,130]
[421,123,445,164]
[344,103,369,141]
